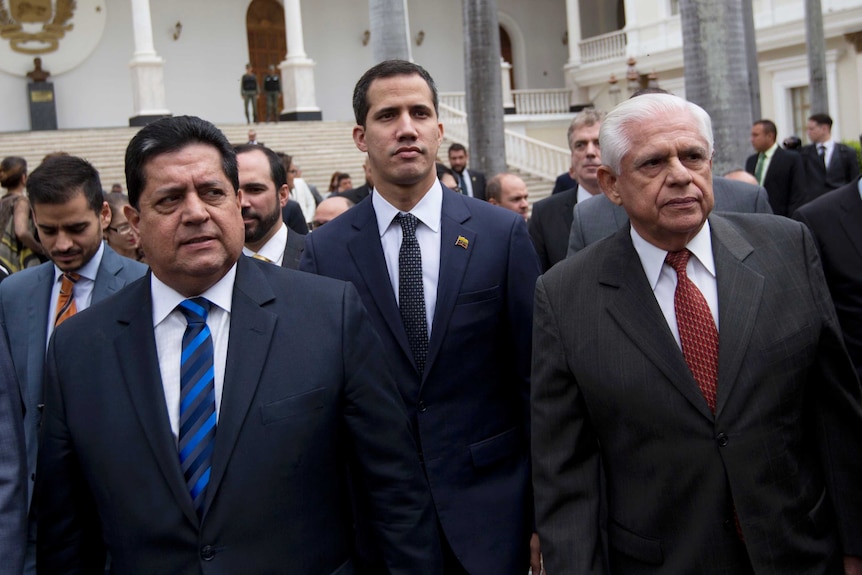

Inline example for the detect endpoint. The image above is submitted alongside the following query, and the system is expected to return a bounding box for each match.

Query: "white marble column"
[128,0,170,126]
[563,0,588,110]
[280,0,322,120]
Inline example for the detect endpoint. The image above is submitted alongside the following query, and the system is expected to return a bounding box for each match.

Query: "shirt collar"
[54,241,104,283]
[630,220,715,290]
[242,222,287,262]
[763,142,779,159]
[151,262,237,327]
[372,180,443,237]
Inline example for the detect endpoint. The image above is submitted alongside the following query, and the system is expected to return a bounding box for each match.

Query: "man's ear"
[353,125,367,153]
[597,166,622,206]
[99,201,111,232]
[124,204,141,235]
[277,184,289,208]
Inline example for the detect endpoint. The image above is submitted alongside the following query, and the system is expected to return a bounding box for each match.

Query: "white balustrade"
[512,89,572,114]
[579,30,627,64]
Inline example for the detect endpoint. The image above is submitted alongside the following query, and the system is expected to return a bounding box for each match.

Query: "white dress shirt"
[631,222,719,349]
[460,169,475,197]
[818,139,834,168]
[242,222,287,266]
[372,181,442,338]
[152,263,236,442]
[46,241,104,345]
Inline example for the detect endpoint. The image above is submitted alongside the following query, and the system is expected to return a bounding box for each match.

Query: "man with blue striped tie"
[35,115,441,575]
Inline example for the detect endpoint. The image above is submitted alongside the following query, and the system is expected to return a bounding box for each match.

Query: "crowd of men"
[0,59,859,575]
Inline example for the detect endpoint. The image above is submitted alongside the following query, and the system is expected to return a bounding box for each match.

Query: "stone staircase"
[0,122,554,204]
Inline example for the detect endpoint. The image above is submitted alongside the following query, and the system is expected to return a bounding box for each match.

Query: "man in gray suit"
[0,328,26,575]
[568,175,773,256]
[236,144,305,269]
[533,94,862,574]
[0,155,147,572]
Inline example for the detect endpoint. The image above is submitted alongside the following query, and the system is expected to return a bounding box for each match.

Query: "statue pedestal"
[28,82,58,131]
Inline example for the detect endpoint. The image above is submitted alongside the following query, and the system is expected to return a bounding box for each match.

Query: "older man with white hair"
[532,93,862,575]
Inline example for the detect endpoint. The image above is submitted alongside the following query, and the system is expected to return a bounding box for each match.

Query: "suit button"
[200,545,215,561]
[418,401,427,413]
[716,433,729,447]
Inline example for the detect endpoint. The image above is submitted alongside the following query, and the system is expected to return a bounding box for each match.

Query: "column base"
[279,110,322,121]
[129,113,171,127]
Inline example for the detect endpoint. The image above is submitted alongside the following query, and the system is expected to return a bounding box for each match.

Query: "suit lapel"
[92,245,127,303]
[425,193,474,382]
[112,277,199,526]
[206,257,277,512]
[601,229,715,420]
[26,264,53,407]
[346,201,414,367]
[281,229,305,270]
[709,216,764,417]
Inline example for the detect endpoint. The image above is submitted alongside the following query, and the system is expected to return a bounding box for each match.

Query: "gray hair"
[599,94,713,173]
[567,108,605,150]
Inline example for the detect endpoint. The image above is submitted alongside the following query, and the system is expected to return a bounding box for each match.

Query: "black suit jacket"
[457,169,486,201]
[794,178,862,379]
[800,143,860,203]
[282,229,305,270]
[745,147,806,216]
[36,257,440,574]
[334,183,371,205]
[282,199,309,235]
[528,186,579,272]
[533,213,862,574]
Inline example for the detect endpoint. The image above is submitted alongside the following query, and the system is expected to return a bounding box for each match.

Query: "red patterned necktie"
[665,250,719,413]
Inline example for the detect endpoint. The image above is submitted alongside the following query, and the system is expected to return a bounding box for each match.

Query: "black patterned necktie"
[396,213,428,375]
[817,144,826,167]
[177,297,216,518]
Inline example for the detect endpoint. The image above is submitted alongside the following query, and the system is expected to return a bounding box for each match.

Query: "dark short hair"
[753,119,777,136]
[125,115,238,208]
[0,156,26,189]
[234,144,287,191]
[27,155,104,214]
[448,143,467,155]
[352,60,438,126]
[808,113,833,128]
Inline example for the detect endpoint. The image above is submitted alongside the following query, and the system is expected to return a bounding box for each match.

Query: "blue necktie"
[396,213,428,375]
[178,297,216,518]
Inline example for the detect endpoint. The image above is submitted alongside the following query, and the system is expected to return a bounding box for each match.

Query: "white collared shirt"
[460,169,474,197]
[576,185,598,203]
[631,222,719,349]
[46,241,105,345]
[242,222,287,266]
[152,264,236,442]
[372,182,442,338]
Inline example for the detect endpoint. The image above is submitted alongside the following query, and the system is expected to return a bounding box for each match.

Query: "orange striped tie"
[55,273,81,327]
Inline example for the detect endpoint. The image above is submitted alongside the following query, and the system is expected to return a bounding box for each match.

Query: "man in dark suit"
[529,108,604,271]
[745,119,806,215]
[794,177,862,380]
[336,157,373,205]
[800,113,860,203]
[36,116,440,574]
[301,60,541,575]
[236,144,304,268]
[533,94,862,574]
[0,155,147,573]
[448,142,487,200]
[0,328,26,575]
[567,176,773,255]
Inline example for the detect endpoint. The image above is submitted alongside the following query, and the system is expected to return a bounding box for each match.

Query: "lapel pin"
[455,236,469,249]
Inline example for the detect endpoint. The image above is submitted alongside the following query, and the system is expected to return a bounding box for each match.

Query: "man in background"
[801,113,859,202]
[448,142,486,200]
[240,64,259,124]
[264,64,281,123]
[487,172,530,221]
[745,119,806,216]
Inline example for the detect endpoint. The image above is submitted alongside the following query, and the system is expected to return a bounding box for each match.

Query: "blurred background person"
[0,157,43,278]
[104,192,144,262]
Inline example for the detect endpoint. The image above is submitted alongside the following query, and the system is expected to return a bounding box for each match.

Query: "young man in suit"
[0,155,148,573]
[529,108,604,272]
[794,177,862,380]
[801,113,860,203]
[301,60,542,575]
[534,93,862,574]
[448,142,487,200]
[36,116,440,574]
[745,119,806,215]
[236,144,304,269]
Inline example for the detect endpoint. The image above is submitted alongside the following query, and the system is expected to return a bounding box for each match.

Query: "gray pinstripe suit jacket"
[533,212,862,574]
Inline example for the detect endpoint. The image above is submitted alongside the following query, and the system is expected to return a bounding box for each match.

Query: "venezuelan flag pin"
[455,236,469,249]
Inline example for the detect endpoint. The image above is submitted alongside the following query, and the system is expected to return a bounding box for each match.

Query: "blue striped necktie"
[178,297,216,518]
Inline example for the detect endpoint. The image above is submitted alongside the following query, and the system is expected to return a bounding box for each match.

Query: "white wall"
[0,0,569,131]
